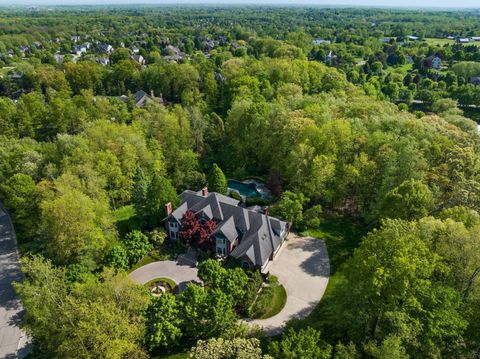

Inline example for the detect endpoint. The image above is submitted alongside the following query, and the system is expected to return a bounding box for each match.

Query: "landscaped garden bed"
[145,277,178,295]
[248,275,287,319]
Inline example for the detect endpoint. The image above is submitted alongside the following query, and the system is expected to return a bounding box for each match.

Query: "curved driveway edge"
[248,234,330,335]
[0,203,31,359]
[129,260,201,292]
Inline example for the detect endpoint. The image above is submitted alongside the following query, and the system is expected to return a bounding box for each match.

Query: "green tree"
[380,179,434,221]
[123,230,152,264]
[145,293,182,350]
[207,163,227,194]
[189,338,272,359]
[40,187,111,265]
[0,173,37,237]
[14,256,148,359]
[146,175,178,227]
[272,191,306,225]
[105,244,129,271]
[268,327,332,359]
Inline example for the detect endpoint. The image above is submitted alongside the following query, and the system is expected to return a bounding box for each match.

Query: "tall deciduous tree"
[14,256,149,359]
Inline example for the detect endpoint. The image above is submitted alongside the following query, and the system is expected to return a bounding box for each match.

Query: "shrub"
[123,230,152,264]
[149,228,166,247]
[229,190,242,202]
[303,205,323,229]
[105,244,129,271]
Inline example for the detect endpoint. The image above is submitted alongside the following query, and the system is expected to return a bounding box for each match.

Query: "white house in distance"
[164,187,290,272]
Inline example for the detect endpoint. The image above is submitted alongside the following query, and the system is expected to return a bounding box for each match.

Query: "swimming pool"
[227,179,261,198]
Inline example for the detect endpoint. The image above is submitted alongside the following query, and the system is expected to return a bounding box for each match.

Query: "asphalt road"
[0,203,30,359]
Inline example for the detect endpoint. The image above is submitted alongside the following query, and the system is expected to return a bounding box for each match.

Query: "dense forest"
[0,5,480,359]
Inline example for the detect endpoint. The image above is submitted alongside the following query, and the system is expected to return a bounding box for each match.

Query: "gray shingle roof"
[168,190,289,268]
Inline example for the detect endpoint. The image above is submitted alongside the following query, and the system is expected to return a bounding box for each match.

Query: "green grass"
[292,215,367,335]
[144,277,178,294]
[129,248,171,273]
[424,37,456,46]
[113,205,141,237]
[249,276,287,319]
[385,63,412,75]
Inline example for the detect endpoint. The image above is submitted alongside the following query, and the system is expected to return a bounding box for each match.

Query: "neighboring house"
[162,45,184,62]
[54,54,65,64]
[472,37,480,42]
[458,38,470,44]
[71,35,81,42]
[96,57,110,66]
[130,54,145,65]
[19,45,30,54]
[98,43,114,54]
[33,41,42,49]
[312,38,331,45]
[72,44,87,56]
[471,77,480,86]
[131,45,140,54]
[407,35,420,41]
[425,55,442,70]
[164,188,290,271]
[117,90,163,107]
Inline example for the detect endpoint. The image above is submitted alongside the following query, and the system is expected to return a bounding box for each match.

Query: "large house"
[425,55,442,70]
[165,188,290,271]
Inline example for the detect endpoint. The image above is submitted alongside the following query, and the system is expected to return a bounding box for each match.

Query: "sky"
[0,0,478,7]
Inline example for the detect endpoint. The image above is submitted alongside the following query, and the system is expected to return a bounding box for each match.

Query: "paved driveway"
[249,233,330,335]
[0,203,31,359]
[129,260,201,291]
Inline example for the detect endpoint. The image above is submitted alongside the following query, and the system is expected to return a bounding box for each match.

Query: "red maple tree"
[179,211,217,251]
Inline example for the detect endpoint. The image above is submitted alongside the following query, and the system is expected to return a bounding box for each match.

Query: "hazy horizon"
[0,0,479,9]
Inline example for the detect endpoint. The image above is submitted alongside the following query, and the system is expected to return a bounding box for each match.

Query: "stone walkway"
[129,260,201,292]
[248,234,330,335]
[0,203,31,359]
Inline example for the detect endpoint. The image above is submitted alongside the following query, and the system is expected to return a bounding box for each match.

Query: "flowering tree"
[179,211,216,251]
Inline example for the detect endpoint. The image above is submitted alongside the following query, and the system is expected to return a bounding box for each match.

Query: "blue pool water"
[227,179,261,198]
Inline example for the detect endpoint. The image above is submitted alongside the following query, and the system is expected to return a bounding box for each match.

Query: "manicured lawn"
[249,275,287,319]
[129,248,171,273]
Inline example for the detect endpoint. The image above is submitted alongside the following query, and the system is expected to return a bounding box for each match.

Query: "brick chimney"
[165,202,173,216]
[201,186,208,197]
[264,206,269,216]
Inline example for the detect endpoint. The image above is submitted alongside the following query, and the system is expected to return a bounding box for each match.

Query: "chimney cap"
[201,186,208,196]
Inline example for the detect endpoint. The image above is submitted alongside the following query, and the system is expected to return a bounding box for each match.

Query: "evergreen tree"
[207,163,227,195]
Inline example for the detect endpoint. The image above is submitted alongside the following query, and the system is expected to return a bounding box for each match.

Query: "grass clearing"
[249,275,287,319]
[113,205,141,237]
[424,37,456,46]
[292,215,367,336]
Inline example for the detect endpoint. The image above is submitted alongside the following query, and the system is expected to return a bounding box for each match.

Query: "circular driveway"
[129,260,201,292]
[248,234,330,335]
